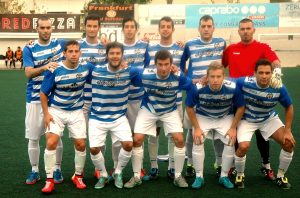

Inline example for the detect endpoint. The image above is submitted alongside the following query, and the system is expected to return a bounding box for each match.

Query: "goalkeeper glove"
[270,68,283,88]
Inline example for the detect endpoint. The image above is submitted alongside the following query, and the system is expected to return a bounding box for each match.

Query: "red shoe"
[140,168,147,178]
[41,179,55,194]
[261,167,275,181]
[94,169,101,179]
[72,175,86,189]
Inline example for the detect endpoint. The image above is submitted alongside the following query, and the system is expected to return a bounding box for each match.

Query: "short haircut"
[122,18,138,29]
[199,15,214,26]
[255,59,272,72]
[85,14,101,26]
[154,50,173,65]
[37,16,50,27]
[159,16,174,29]
[207,61,225,75]
[64,40,80,52]
[106,41,124,55]
[239,18,254,27]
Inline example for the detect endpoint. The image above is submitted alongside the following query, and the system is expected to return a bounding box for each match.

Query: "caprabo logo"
[198,5,266,15]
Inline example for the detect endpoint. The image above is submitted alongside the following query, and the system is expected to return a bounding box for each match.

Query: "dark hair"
[85,14,101,26]
[255,59,272,72]
[199,15,214,26]
[239,18,253,26]
[64,40,80,52]
[122,18,138,29]
[37,16,50,27]
[159,16,174,29]
[154,50,173,65]
[106,41,124,55]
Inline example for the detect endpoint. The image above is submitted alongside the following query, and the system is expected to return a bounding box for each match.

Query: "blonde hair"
[207,61,225,75]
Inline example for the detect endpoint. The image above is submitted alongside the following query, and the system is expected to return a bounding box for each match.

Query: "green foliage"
[88,0,152,4]
[0,0,25,14]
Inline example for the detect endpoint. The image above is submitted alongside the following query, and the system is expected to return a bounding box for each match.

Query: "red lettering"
[22,18,30,29]
[2,18,11,29]
[13,18,19,29]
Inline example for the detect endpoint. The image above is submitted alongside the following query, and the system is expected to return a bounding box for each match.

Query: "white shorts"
[134,107,183,137]
[88,116,132,148]
[237,115,284,143]
[157,104,183,128]
[25,103,44,140]
[195,114,234,144]
[183,108,192,129]
[127,100,141,130]
[83,102,91,125]
[45,107,87,139]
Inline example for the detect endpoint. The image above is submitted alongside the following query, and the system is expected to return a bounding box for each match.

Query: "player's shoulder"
[137,39,149,46]
[223,79,237,89]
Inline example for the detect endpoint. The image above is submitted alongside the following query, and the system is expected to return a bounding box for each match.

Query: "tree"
[87,0,152,4]
[0,0,25,14]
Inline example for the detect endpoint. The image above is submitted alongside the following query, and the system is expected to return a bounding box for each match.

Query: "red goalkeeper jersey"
[222,40,278,78]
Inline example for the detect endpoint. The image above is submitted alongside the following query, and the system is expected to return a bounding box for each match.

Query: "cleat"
[219,176,234,189]
[72,174,86,189]
[186,164,196,177]
[191,177,204,189]
[53,169,64,184]
[108,168,115,182]
[174,175,188,188]
[114,173,123,189]
[140,168,146,179]
[276,177,291,190]
[94,176,108,189]
[167,168,175,180]
[261,167,275,181]
[214,165,222,177]
[26,171,40,185]
[228,167,237,179]
[235,175,245,188]
[94,169,101,179]
[41,179,55,194]
[143,168,159,181]
[124,176,142,188]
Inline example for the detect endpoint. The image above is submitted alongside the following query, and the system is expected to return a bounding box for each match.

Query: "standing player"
[181,15,226,177]
[124,50,192,188]
[144,16,185,180]
[40,40,92,193]
[89,42,139,189]
[186,61,244,189]
[234,59,295,189]
[222,18,283,180]
[23,16,65,185]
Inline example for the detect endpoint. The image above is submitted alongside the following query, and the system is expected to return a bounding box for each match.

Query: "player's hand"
[141,35,150,43]
[44,113,54,131]
[283,128,296,147]
[171,64,179,74]
[225,127,237,146]
[100,36,110,46]
[192,76,208,86]
[176,40,185,48]
[120,60,128,69]
[270,68,283,88]
[193,127,204,145]
[45,62,59,73]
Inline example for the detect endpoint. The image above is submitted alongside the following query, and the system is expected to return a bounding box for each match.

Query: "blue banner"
[186,3,279,28]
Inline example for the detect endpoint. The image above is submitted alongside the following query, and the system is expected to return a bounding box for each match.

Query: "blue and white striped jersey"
[123,40,148,102]
[182,37,226,79]
[40,62,93,111]
[145,42,185,104]
[186,79,244,118]
[78,38,107,105]
[141,69,192,115]
[237,77,292,123]
[90,64,140,122]
[23,39,65,103]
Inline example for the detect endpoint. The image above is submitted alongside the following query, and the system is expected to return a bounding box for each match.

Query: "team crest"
[98,49,105,55]
[115,73,121,80]
[135,49,141,54]
[173,50,179,56]
[214,43,220,48]
[51,48,57,55]
[166,82,172,89]
[266,93,273,99]
[76,73,83,80]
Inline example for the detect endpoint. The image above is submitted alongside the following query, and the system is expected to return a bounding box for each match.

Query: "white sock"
[234,154,246,177]
[132,146,143,178]
[74,149,86,175]
[277,149,293,178]
[221,145,234,177]
[185,129,193,165]
[192,144,205,178]
[115,148,132,174]
[28,139,40,172]
[44,149,56,178]
[168,137,175,170]
[112,141,122,169]
[213,139,224,167]
[90,151,108,177]
[174,146,186,178]
[55,138,63,170]
[148,136,159,169]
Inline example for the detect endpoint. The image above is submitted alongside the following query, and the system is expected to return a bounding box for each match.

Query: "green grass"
[0,69,299,197]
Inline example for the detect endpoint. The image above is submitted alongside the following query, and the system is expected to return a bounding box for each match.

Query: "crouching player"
[40,40,92,193]
[186,61,245,189]
[234,59,295,189]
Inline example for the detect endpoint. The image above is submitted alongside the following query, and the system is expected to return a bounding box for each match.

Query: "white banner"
[279,3,300,27]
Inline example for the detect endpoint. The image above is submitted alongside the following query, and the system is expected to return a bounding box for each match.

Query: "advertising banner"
[279,3,300,27]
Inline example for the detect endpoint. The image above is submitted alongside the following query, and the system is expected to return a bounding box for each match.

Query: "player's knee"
[122,141,133,152]
[237,142,250,155]
[75,141,86,152]
[282,140,294,153]
[90,147,101,155]
[46,139,58,150]
[133,135,144,147]
[172,134,185,148]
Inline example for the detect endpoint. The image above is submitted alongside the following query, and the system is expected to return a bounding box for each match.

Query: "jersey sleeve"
[22,46,34,67]
[144,49,150,68]
[180,44,190,72]
[130,67,143,87]
[278,86,292,108]
[233,85,245,108]
[185,85,198,107]
[222,46,230,68]
[41,70,55,96]
[262,43,279,63]
[178,72,193,90]
[235,77,246,90]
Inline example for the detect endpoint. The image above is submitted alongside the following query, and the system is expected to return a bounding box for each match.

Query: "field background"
[0,68,299,197]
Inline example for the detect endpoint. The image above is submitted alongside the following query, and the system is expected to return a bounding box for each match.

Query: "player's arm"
[226,106,245,146]
[283,104,295,146]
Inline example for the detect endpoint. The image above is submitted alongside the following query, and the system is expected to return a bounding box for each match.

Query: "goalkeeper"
[222,18,282,181]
